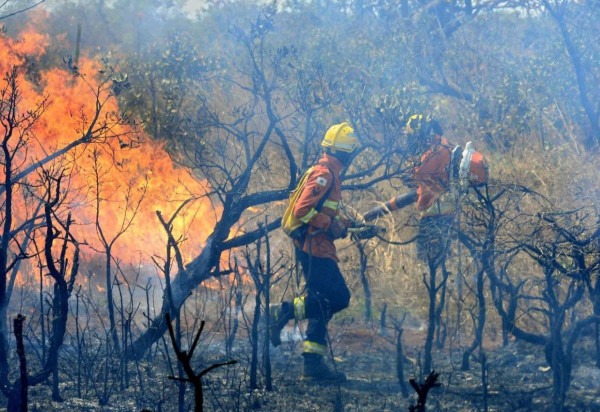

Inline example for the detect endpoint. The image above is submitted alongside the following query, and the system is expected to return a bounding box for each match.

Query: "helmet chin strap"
[335,151,353,166]
[325,148,353,165]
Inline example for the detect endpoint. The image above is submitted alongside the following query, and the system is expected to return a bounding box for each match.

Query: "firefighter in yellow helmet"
[363,114,487,265]
[270,122,358,384]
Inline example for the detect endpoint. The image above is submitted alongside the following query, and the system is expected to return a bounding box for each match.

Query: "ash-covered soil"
[24,322,600,411]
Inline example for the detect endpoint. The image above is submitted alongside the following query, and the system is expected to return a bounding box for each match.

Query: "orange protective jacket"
[293,153,344,261]
[414,136,454,213]
[384,136,454,215]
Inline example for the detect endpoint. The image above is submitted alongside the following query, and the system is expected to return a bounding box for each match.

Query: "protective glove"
[327,217,348,240]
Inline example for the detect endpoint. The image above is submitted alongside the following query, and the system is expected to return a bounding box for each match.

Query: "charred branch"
[221,218,281,250]
[165,313,237,411]
[11,314,27,412]
[409,370,440,412]
[0,0,45,21]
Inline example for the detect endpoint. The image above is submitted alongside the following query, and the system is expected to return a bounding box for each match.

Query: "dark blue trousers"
[296,249,351,346]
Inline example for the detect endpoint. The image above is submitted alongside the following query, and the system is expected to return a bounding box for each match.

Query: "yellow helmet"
[405,114,442,138]
[405,114,425,136]
[321,122,358,153]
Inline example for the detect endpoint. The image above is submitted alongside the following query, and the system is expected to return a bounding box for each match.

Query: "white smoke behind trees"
[0,0,599,410]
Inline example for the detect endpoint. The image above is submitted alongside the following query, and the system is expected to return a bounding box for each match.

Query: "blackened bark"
[409,371,440,412]
[7,315,28,412]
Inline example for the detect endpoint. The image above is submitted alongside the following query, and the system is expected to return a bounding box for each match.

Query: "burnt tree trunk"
[7,315,27,412]
[434,261,449,349]
[423,260,437,375]
[461,266,486,371]
[358,245,371,321]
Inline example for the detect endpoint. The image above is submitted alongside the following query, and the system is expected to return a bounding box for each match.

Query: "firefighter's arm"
[292,169,335,231]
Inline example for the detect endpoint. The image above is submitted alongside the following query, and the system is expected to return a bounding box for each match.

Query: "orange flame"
[1,21,218,275]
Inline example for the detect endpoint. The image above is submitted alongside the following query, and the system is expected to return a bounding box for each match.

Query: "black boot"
[269,301,294,347]
[302,353,346,384]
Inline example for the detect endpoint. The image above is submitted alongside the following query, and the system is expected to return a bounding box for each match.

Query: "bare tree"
[0,67,48,390]
[4,172,80,410]
[475,189,600,412]
[519,208,600,411]
[154,203,192,412]
[87,147,149,352]
[0,56,140,404]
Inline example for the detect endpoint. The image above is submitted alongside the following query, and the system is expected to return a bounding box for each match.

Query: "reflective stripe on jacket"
[293,153,343,261]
